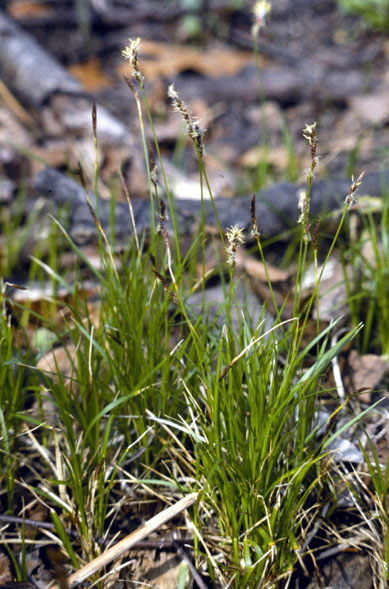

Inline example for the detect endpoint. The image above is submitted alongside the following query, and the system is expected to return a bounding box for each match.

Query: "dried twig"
[63,493,198,588]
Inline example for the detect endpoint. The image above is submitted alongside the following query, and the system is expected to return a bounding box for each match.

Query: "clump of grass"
[1,36,383,589]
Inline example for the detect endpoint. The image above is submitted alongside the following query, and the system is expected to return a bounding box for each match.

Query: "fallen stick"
[35,165,389,245]
[64,492,198,588]
[0,10,129,145]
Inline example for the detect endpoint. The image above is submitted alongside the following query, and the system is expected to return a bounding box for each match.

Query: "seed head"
[313,216,320,252]
[122,38,144,85]
[168,84,205,156]
[303,123,316,151]
[345,171,365,206]
[252,1,272,36]
[297,190,311,241]
[147,142,158,187]
[303,122,319,178]
[226,225,245,267]
[150,165,158,186]
[302,122,317,146]
[250,194,260,238]
[297,189,308,224]
[168,84,190,124]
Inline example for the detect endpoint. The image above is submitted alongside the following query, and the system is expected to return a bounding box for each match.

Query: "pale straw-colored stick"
[64,492,198,588]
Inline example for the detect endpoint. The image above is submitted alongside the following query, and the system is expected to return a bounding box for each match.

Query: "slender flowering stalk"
[300,122,319,226]
[122,38,182,262]
[298,171,366,349]
[225,225,245,333]
[294,122,319,317]
[167,82,226,253]
[319,171,365,273]
[251,2,272,180]
[168,83,223,315]
[251,195,280,319]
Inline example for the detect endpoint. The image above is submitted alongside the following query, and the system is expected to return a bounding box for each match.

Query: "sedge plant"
[114,39,368,587]
[0,36,380,589]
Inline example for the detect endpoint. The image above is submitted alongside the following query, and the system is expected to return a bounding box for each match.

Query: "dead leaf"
[7,0,53,18]
[25,502,48,539]
[0,553,12,585]
[11,281,99,330]
[129,550,184,589]
[68,57,114,92]
[239,251,290,283]
[37,343,77,382]
[35,343,79,424]
[346,349,389,403]
[239,145,290,172]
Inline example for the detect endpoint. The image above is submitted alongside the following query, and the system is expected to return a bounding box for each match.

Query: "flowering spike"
[226,225,245,267]
[122,38,144,85]
[252,1,272,36]
[303,122,319,178]
[168,84,205,156]
[345,171,365,206]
